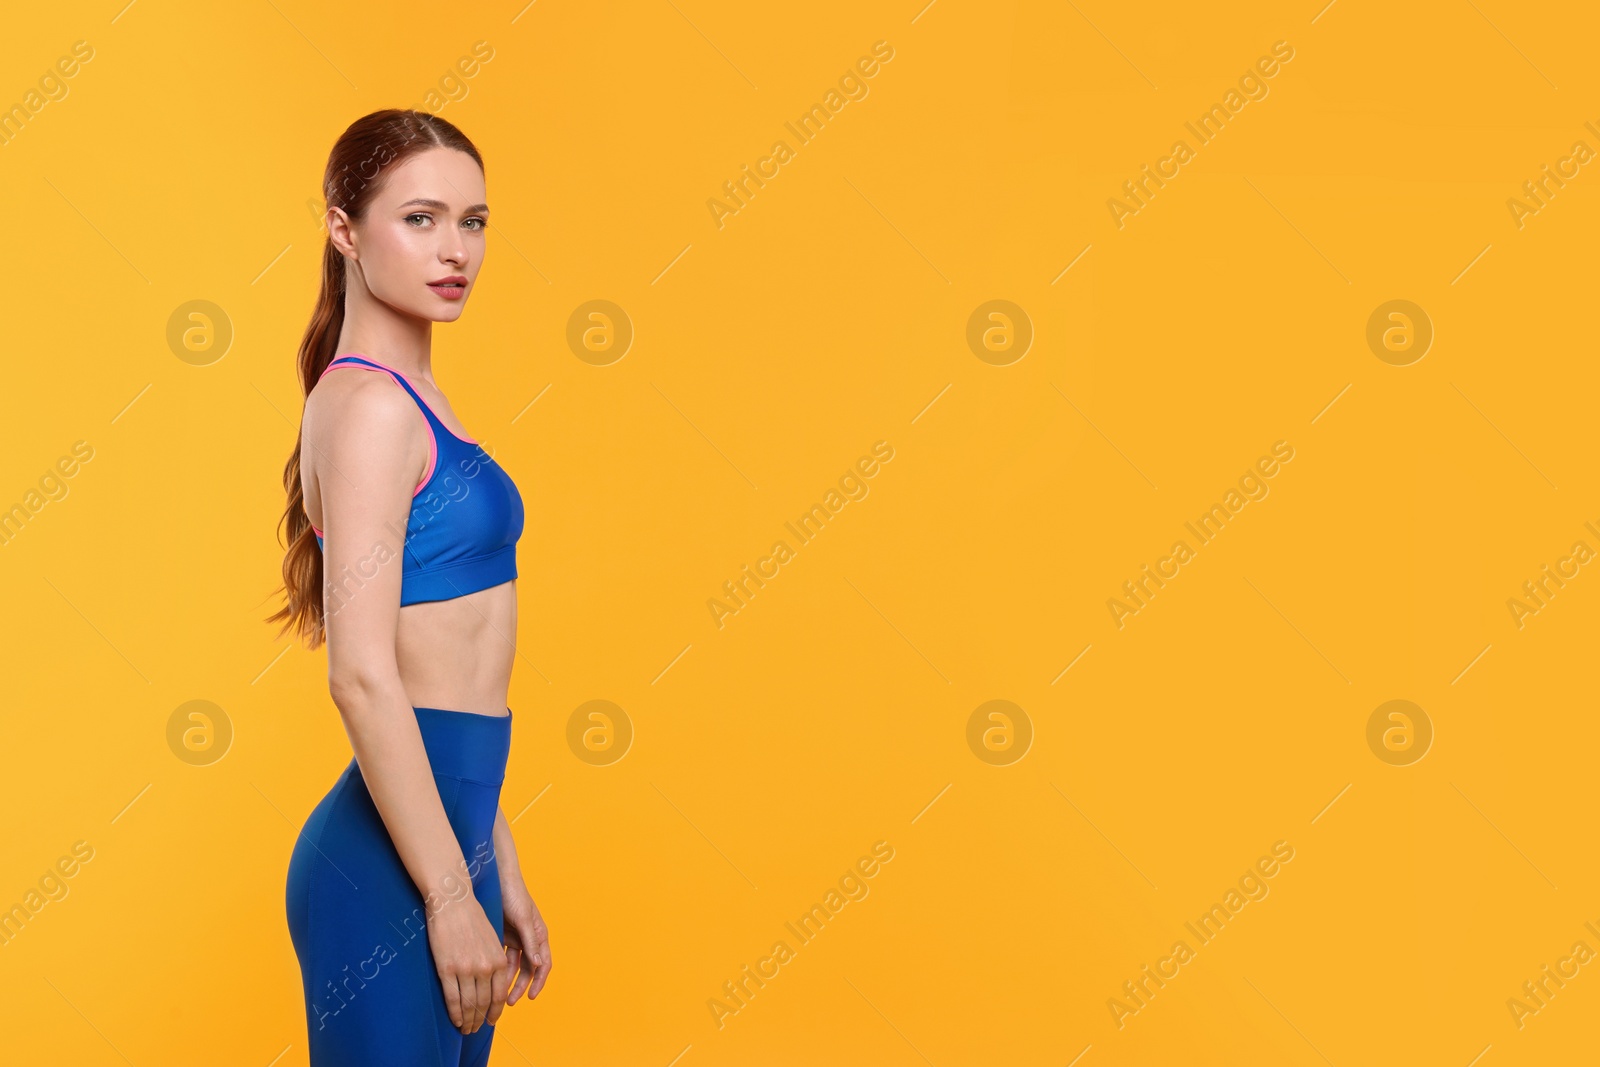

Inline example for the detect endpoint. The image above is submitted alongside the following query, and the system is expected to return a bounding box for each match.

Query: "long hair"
[267,109,485,649]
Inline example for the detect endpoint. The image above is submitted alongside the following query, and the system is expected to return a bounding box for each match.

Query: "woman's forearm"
[334,679,475,909]
[493,804,521,879]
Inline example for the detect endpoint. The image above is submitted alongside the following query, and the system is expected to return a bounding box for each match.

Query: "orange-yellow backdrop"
[1,1,1596,1064]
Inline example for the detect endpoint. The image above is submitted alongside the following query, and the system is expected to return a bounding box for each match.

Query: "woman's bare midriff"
[392,580,518,717]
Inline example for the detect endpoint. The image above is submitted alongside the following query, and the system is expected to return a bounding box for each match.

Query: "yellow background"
[1,0,1596,1063]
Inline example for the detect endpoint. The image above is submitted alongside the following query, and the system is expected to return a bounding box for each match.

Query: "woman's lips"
[428,281,466,300]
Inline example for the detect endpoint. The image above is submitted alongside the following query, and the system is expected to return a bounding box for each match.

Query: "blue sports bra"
[310,354,524,606]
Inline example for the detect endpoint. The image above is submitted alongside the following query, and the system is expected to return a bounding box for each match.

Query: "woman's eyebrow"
[397,197,490,213]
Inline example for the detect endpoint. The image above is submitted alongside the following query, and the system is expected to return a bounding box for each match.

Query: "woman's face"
[335,146,488,322]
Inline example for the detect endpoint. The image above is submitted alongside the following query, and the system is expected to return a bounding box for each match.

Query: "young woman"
[269,109,550,1065]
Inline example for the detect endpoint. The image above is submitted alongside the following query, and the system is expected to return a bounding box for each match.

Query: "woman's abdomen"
[395,584,517,716]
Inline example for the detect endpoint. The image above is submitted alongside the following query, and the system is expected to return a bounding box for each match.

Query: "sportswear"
[309,354,524,605]
[286,705,513,1066]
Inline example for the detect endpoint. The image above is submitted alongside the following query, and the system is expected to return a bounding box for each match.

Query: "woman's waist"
[411,704,513,783]
[395,589,516,665]
[394,615,515,703]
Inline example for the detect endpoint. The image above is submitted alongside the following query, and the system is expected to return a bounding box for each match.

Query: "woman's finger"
[526,930,552,999]
[461,971,483,1033]
[441,971,464,1029]
[506,943,533,1005]
[486,954,512,1026]
[474,970,494,1031]
[473,972,492,1030]
[515,917,545,1000]
[528,961,551,999]
[503,945,525,1005]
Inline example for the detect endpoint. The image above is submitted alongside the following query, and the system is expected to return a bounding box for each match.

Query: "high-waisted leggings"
[285,706,513,1066]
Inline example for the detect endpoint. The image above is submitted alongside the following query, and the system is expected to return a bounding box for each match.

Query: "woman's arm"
[493,803,552,1004]
[319,371,471,909]
[492,804,521,879]
[310,369,509,1033]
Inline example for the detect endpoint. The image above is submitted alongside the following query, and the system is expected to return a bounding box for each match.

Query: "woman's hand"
[500,871,551,1004]
[427,888,512,1034]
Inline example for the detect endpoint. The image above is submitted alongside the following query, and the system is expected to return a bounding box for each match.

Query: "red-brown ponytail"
[267,108,484,649]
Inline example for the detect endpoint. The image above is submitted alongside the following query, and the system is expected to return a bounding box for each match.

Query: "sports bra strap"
[315,354,438,496]
[320,355,434,419]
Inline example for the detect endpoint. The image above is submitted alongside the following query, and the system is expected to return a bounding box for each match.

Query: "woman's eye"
[465,218,487,231]
[406,213,431,226]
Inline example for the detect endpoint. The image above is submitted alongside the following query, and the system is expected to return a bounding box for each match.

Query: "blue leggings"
[286,706,513,1066]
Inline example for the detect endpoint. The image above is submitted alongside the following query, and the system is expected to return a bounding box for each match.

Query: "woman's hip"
[285,707,514,942]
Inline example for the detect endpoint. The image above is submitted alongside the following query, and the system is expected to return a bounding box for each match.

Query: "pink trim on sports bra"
[329,353,480,445]
[316,358,437,495]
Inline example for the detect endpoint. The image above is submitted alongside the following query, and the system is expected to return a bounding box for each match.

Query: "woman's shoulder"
[304,361,430,446]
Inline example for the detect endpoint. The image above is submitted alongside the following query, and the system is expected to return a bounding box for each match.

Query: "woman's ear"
[326,206,357,260]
